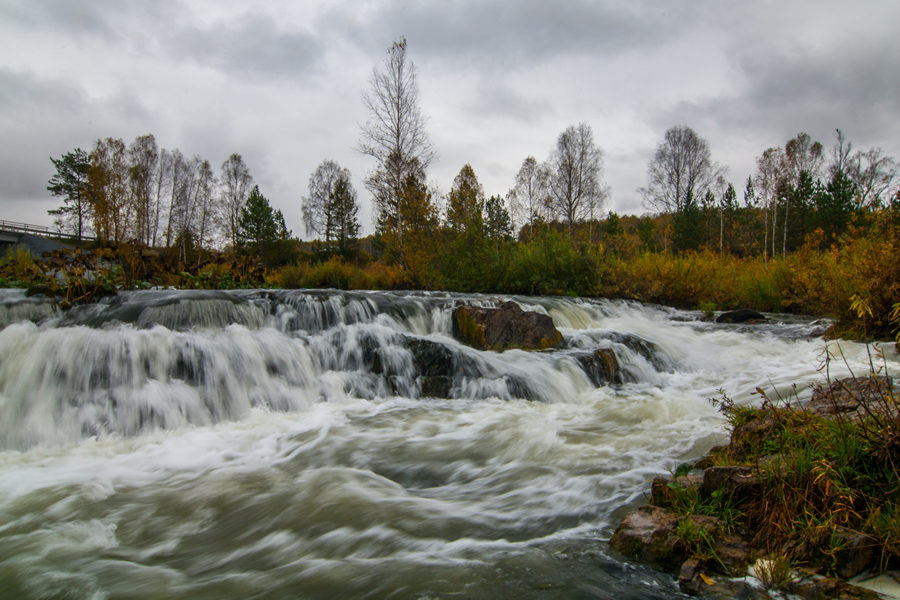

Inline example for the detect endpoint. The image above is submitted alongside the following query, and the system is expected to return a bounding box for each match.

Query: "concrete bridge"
[0,219,95,255]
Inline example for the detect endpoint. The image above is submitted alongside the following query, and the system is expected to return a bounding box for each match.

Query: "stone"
[452,301,563,352]
[730,414,778,456]
[650,475,703,508]
[572,348,622,386]
[716,309,767,324]
[701,466,760,500]
[609,505,683,570]
[831,527,879,579]
[807,376,894,418]
[678,557,704,595]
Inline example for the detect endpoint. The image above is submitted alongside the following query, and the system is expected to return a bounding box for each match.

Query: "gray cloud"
[166,12,325,82]
[320,0,671,69]
[464,79,552,124]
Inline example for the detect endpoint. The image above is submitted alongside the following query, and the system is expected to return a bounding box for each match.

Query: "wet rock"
[678,557,704,595]
[452,301,563,352]
[607,333,668,371]
[790,576,883,600]
[572,348,622,386]
[406,337,456,378]
[716,309,767,324]
[418,375,453,398]
[609,505,682,570]
[701,466,760,499]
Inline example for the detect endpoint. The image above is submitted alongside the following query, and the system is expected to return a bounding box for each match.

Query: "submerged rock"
[452,301,563,352]
[715,309,767,324]
[572,348,622,386]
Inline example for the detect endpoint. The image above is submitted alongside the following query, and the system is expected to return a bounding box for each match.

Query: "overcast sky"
[1,0,898,238]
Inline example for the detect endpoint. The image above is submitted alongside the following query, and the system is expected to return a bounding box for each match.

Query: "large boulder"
[452,301,563,352]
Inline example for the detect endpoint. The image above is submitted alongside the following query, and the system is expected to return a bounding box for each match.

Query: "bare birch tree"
[641,125,721,214]
[358,37,434,231]
[548,123,605,238]
[507,156,550,238]
[219,153,253,250]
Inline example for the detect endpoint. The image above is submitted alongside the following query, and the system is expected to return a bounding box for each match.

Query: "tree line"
[46,37,899,288]
[47,137,289,258]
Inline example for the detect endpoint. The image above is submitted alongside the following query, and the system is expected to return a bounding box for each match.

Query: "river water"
[0,288,894,599]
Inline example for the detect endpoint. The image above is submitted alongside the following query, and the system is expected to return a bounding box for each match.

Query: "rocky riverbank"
[610,375,899,599]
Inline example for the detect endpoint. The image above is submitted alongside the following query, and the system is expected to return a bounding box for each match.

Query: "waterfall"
[0,288,893,599]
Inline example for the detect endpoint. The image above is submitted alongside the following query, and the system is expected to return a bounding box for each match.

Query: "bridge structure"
[0,219,96,255]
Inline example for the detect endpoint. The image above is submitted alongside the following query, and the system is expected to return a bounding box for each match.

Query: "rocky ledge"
[610,375,896,599]
[452,301,563,351]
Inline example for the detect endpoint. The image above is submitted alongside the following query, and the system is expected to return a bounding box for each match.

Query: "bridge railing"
[0,219,97,242]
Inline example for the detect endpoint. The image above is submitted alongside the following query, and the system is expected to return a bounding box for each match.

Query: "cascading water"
[0,288,894,599]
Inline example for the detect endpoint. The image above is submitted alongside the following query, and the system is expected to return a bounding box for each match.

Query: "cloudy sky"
[1,0,898,237]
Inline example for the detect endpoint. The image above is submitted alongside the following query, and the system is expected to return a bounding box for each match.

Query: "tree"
[192,159,217,251]
[128,134,159,245]
[850,147,898,209]
[358,37,434,231]
[238,185,278,247]
[47,148,91,241]
[548,123,605,238]
[507,156,550,238]
[302,160,360,255]
[386,172,439,286]
[782,132,824,256]
[86,137,129,243]
[755,146,785,261]
[484,195,513,244]
[219,153,253,250]
[326,174,359,256]
[446,164,485,235]
[642,125,721,214]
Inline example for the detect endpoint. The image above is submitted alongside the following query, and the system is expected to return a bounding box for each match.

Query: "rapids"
[0,288,894,599]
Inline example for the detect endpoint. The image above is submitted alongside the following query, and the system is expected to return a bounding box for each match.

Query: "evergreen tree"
[672,190,704,252]
[484,195,513,243]
[238,185,278,247]
[326,174,360,256]
[47,148,91,241]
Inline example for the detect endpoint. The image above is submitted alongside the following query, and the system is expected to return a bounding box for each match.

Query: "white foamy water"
[0,289,894,599]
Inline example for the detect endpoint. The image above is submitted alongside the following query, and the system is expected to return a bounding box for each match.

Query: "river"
[0,288,893,599]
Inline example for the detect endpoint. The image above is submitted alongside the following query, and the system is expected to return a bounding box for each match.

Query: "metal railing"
[0,219,97,242]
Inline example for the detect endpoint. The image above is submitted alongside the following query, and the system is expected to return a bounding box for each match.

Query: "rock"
[452,301,563,352]
[714,533,753,575]
[678,557,704,595]
[790,576,883,600]
[418,375,453,398]
[572,348,621,386]
[716,309,767,324]
[701,466,760,500]
[831,527,879,579]
[609,505,683,570]
[807,376,894,417]
[406,337,456,378]
[650,475,703,508]
[607,333,668,371]
[730,414,779,457]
